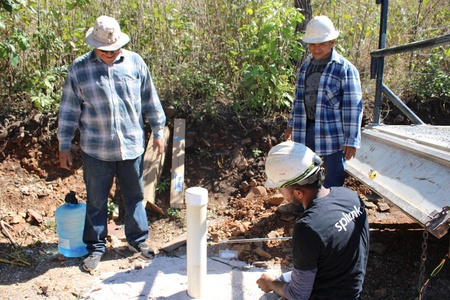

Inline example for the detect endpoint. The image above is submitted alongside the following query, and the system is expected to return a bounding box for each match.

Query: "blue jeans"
[305,122,346,188]
[82,152,149,254]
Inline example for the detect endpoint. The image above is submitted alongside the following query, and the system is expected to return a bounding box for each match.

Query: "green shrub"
[236,2,304,114]
[414,47,450,102]
[156,176,171,194]
[0,0,448,119]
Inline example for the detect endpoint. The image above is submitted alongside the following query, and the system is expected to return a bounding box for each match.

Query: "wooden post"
[170,119,185,209]
[143,126,170,215]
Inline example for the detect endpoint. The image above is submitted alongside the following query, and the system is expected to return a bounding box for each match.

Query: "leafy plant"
[236,1,304,114]
[196,148,212,159]
[414,47,450,102]
[0,1,29,67]
[167,207,185,226]
[29,68,66,112]
[167,207,180,218]
[156,176,170,194]
[0,27,30,66]
[0,0,448,121]
[252,148,262,157]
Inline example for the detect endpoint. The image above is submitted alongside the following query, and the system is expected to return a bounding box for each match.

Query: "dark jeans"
[82,152,149,254]
[305,121,346,188]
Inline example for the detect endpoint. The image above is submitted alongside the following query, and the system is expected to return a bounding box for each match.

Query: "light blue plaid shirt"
[288,49,363,156]
[57,49,166,161]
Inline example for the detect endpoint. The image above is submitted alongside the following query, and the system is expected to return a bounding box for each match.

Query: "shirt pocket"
[325,84,342,107]
[117,77,141,102]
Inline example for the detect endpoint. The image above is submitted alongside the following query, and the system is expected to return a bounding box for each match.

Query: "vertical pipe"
[373,0,389,125]
[186,187,208,299]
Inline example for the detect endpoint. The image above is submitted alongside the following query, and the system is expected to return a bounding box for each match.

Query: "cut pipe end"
[186,187,208,206]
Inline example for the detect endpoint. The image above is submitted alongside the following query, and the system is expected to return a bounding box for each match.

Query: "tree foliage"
[0,0,448,117]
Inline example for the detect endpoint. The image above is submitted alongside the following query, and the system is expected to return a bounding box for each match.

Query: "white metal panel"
[346,125,450,238]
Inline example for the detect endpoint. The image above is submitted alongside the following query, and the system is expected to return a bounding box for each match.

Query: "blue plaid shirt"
[288,49,363,156]
[57,49,166,161]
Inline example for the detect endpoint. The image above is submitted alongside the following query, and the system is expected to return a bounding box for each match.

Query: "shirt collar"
[330,48,340,62]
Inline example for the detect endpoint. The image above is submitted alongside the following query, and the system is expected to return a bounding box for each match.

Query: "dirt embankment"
[0,108,449,299]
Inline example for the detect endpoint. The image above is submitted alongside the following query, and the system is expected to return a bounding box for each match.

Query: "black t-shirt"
[292,187,370,299]
[304,57,331,122]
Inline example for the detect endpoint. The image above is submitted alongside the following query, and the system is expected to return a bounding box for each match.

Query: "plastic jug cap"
[64,191,79,204]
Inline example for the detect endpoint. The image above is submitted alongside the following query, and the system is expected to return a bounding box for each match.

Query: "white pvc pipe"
[185,187,208,299]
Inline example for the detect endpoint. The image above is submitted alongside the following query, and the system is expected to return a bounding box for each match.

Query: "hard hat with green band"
[280,162,321,188]
[265,141,323,189]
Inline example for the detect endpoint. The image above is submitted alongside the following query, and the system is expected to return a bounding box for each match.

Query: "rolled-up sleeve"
[283,267,317,300]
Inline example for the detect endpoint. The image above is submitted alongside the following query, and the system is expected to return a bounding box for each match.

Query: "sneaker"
[82,253,102,272]
[128,242,155,259]
[277,203,303,214]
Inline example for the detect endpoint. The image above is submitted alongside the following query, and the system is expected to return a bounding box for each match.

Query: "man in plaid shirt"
[58,16,166,272]
[284,16,363,196]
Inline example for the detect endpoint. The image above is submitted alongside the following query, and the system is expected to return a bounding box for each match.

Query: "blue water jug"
[55,191,88,257]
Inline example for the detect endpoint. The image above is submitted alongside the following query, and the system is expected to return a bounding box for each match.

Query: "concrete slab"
[83,255,282,300]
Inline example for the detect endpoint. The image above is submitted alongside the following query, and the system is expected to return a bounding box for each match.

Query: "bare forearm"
[257,273,287,298]
[268,280,287,298]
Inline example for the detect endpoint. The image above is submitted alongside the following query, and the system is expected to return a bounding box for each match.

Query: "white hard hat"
[264,141,323,188]
[302,16,340,44]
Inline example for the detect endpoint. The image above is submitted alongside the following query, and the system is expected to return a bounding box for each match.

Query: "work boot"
[128,242,155,259]
[82,253,102,273]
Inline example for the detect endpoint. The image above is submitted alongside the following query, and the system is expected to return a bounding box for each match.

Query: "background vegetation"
[0,0,449,122]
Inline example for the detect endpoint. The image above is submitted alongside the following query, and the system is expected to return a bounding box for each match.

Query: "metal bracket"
[425,206,450,238]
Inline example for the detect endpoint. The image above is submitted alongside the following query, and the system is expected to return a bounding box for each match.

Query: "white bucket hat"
[302,16,340,44]
[85,16,130,51]
[264,141,323,189]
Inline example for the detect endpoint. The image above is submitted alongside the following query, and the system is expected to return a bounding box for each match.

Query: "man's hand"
[257,273,276,293]
[257,273,287,297]
[59,150,73,170]
[153,138,164,156]
[284,126,293,141]
[343,146,356,161]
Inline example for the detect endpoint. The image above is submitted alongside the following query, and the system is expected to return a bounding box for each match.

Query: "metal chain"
[418,229,429,293]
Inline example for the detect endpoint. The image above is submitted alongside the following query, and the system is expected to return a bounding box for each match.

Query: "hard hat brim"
[302,30,339,44]
[264,178,279,189]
